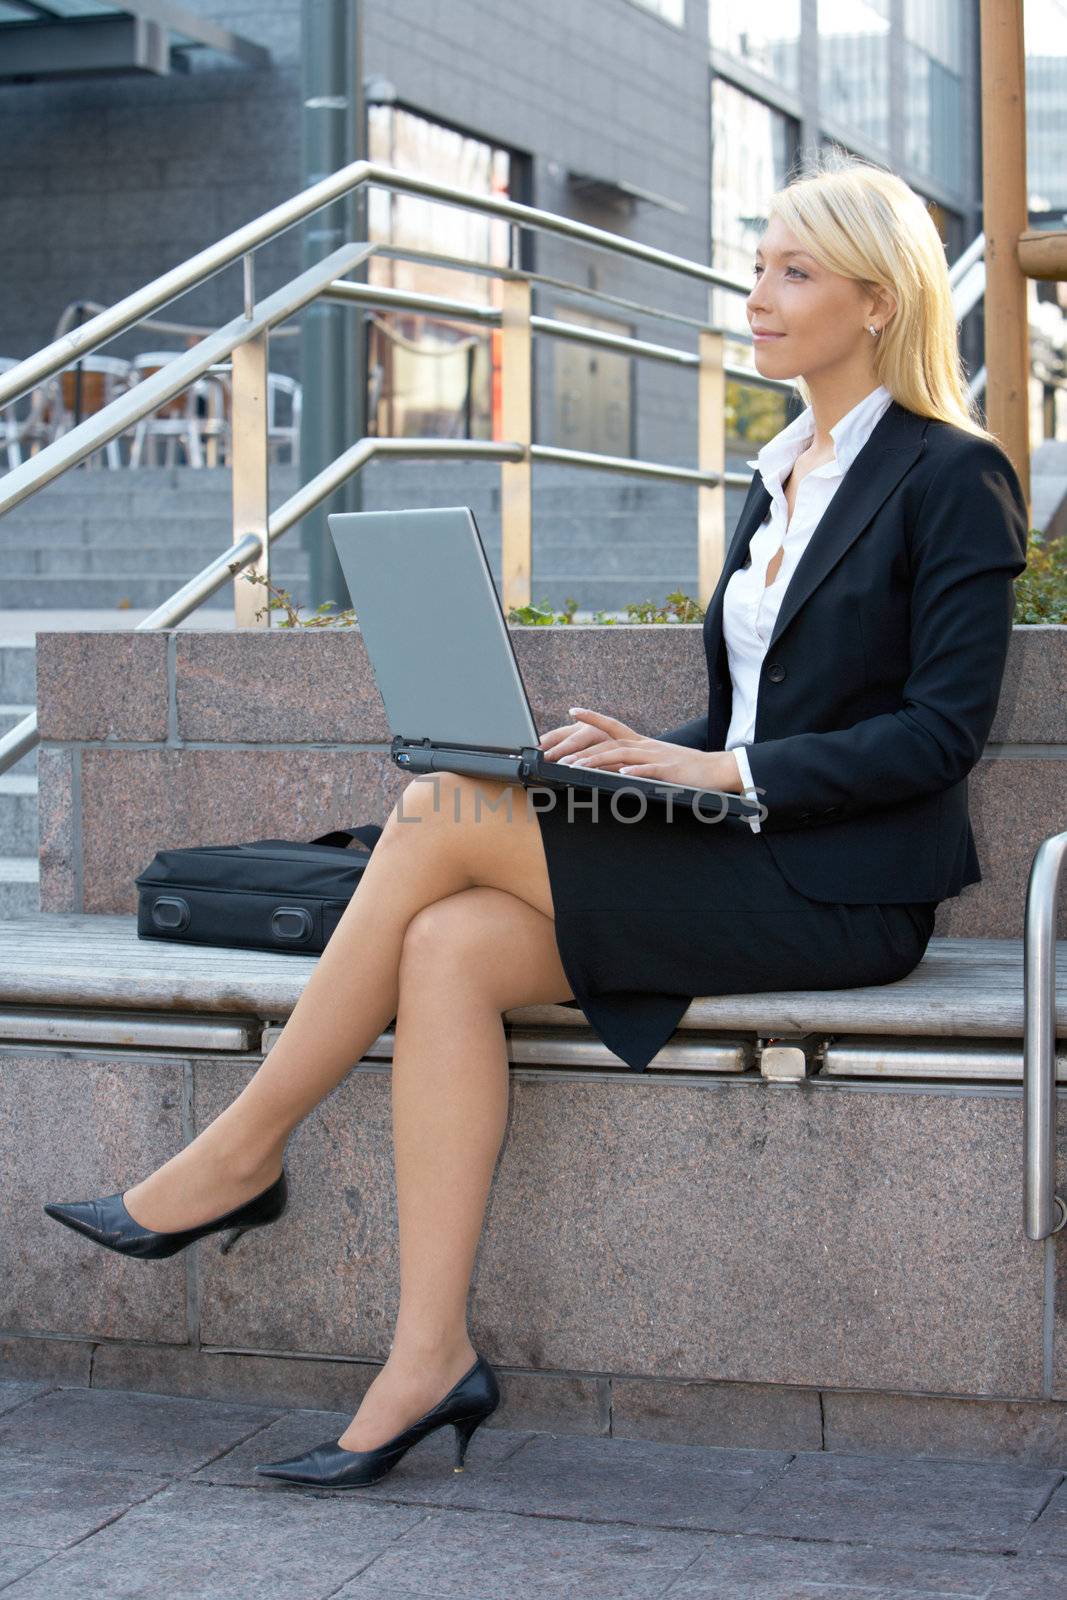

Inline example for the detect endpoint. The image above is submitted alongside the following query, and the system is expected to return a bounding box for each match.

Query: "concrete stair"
[0,641,38,915]
[0,456,761,912]
[0,458,758,612]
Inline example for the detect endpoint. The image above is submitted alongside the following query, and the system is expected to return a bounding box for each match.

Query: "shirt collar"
[745,383,894,483]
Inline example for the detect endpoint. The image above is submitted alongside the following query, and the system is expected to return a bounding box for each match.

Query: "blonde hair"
[766,145,996,443]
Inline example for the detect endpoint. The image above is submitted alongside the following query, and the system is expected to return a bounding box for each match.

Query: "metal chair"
[45,355,131,468]
[127,351,227,468]
[267,372,301,464]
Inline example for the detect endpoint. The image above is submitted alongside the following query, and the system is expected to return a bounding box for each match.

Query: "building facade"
[0,0,1059,610]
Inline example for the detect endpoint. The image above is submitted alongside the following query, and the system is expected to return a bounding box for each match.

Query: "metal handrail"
[1023,828,1067,1240]
[0,201,997,777]
[0,244,372,520]
[0,429,756,776]
[0,159,753,412]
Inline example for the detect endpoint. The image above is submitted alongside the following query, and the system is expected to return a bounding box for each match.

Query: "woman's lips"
[753,331,785,341]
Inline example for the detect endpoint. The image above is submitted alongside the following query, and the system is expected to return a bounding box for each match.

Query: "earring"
[868,324,879,336]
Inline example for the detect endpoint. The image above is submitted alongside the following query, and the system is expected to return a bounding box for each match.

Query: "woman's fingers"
[538,707,636,756]
[538,724,606,760]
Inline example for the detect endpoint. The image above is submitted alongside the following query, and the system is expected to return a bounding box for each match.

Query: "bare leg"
[336,885,574,1451]
[122,774,565,1231]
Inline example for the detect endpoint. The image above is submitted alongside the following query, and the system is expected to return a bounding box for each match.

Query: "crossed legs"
[121,773,576,1448]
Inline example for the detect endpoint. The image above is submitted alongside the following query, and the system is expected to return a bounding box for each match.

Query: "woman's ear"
[871,282,897,330]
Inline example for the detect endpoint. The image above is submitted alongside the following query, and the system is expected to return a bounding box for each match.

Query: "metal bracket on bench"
[1023,829,1067,1241]
[758,1033,824,1082]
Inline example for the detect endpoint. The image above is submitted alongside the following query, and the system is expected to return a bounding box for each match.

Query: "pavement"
[0,609,249,646]
[1,1378,1066,1598]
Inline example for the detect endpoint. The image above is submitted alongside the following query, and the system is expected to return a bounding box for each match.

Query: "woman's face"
[745,214,890,384]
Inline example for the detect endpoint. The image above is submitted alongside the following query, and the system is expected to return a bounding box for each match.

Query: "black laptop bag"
[134,824,384,955]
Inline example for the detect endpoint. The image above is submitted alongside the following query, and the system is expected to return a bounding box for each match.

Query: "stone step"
[0,774,37,855]
[0,510,707,548]
[0,645,36,702]
[0,858,38,916]
[529,541,700,577]
[0,707,37,775]
[0,546,314,577]
[0,576,315,608]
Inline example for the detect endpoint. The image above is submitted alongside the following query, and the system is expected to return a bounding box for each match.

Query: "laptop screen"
[327,506,541,752]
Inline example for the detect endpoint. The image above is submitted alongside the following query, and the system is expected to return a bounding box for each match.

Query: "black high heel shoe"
[255,1352,500,1489]
[42,1166,288,1260]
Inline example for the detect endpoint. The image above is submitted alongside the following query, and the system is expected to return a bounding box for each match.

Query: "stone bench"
[0,912,1062,1081]
[4,621,1067,1464]
[4,907,1067,1466]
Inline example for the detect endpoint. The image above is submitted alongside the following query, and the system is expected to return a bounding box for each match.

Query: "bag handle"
[308,824,384,853]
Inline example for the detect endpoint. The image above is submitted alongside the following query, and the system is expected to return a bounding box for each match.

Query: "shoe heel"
[452,1413,487,1472]
[218,1224,254,1254]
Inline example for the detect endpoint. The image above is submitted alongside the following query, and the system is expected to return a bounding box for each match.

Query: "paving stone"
[193,1408,532,1506]
[735,1449,1059,1554]
[660,1530,1012,1597]
[432,1429,790,1531]
[0,1381,56,1417]
[1015,1473,1067,1557]
[0,1480,425,1600]
[0,1386,282,1477]
[330,1504,709,1599]
[0,1546,56,1587]
[980,1555,1067,1598]
[0,1456,167,1549]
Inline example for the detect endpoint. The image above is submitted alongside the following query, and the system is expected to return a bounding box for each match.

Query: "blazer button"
[766,662,786,683]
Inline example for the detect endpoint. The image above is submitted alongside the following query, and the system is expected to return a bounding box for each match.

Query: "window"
[708,0,802,92]
[902,0,965,193]
[1026,0,1067,219]
[709,76,798,456]
[625,0,685,25]
[366,106,515,439]
[817,0,891,150]
[549,304,634,458]
[710,77,797,342]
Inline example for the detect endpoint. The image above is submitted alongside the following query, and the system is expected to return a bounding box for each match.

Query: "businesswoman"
[44,150,1029,1490]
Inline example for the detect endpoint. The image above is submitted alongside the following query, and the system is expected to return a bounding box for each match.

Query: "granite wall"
[32,621,1067,939]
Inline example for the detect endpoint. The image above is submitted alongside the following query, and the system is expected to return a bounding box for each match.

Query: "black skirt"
[533,785,937,1073]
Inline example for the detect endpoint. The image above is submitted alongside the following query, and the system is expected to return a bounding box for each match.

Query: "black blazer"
[656,398,1029,905]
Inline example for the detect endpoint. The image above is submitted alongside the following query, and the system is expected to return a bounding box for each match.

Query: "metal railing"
[1023,828,1067,1240]
[0,158,797,781]
[2,171,1061,1188]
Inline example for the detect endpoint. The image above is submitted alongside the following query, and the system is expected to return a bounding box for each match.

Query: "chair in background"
[126,351,228,468]
[45,355,132,468]
[0,358,59,471]
[267,372,301,464]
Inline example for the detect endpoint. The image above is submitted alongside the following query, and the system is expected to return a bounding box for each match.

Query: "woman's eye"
[751,265,807,279]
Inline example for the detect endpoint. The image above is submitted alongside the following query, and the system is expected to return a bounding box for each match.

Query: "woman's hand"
[538,707,744,793]
[537,705,639,763]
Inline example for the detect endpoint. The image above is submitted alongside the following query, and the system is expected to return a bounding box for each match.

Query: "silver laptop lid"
[327,506,540,751]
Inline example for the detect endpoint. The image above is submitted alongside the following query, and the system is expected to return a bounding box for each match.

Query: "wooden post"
[979,0,1031,508]
[500,278,532,613]
[230,329,270,628]
[697,329,726,609]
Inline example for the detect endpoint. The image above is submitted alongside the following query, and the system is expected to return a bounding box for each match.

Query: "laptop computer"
[326,505,762,826]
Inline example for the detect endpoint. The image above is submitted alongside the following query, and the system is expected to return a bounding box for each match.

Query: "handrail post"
[697,328,726,609]
[1023,829,1067,1240]
[231,260,270,627]
[500,277,532,613]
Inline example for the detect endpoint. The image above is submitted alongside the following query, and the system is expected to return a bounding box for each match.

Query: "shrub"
[241,531,1065,627]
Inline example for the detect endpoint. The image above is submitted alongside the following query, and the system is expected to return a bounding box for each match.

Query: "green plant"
[242,535,1065,627]
[241,571,359,627]
[1014,529,1067,624]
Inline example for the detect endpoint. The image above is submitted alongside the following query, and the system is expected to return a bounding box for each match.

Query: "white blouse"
[725,382,895,833]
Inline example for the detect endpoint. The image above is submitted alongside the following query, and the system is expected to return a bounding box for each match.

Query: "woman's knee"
[398,889,572,1009]
[399,893,493,980]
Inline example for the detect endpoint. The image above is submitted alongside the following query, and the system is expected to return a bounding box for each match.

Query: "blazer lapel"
[705,400,929,662]
[765,400,929,651]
